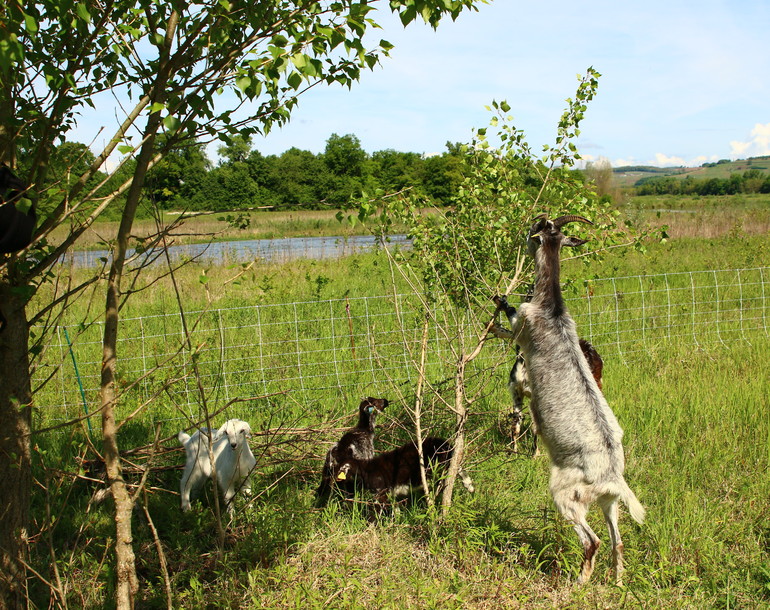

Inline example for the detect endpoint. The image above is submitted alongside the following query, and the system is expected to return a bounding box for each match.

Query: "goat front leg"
[490,295,517,340]
[490,295,528,340]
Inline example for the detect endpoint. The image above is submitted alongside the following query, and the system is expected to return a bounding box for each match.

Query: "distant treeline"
[635,170,770,196]
[31,134,472,218]
[145,133,469,212]
[28,136,770,223]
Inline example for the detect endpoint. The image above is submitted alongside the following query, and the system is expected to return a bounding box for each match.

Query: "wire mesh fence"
[35,266,769,427]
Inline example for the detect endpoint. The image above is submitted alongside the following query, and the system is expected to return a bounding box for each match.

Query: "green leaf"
[236,75,251,93]
[163,116,181,132]
[75,2,91,23]
[287,70,302,90]
[117,144,134,154]
[24,14,39,35]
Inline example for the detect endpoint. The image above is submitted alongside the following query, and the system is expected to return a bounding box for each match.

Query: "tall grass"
[621,193,770,239]
[47,208,415,250]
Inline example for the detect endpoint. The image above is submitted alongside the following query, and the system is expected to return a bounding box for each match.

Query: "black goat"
[0,164,35,255]
[334,437,475,504]
[315,397,388,507]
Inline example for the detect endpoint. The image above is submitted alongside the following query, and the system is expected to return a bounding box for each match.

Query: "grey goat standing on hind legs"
[490,214,645,585]
[499,297,604,456]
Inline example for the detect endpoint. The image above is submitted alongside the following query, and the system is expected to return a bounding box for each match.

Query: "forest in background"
[28,136,770,224]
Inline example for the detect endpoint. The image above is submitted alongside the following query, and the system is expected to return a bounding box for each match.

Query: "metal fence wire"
[37,266,769,423]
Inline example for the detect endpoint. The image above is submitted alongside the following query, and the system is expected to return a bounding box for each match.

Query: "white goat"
[178,418,257,513]
[491,214,644,585]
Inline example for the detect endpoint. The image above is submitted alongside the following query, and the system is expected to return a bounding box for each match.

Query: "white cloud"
[688,155,719,167]
[730,123,770,159]
[653,153,686,167]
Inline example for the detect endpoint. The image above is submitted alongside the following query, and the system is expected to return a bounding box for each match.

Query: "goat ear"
[563,236,588,248]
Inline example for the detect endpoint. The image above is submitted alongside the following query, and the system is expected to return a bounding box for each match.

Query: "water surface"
[64,234,410,268]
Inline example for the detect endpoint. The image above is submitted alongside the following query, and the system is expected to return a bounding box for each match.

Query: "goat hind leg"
[599,495,625,585]
[572,518,601,585]
[554,486,600,584]
[507,377,526,452]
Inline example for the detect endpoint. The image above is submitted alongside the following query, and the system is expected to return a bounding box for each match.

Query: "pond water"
[64,234,411,269]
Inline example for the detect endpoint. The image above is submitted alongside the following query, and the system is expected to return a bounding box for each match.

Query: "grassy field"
[621,193,770,239]
[49,207,417,250]
[24,198,770,608]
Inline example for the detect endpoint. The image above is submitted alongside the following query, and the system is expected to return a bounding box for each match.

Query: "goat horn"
[552,214,593,229]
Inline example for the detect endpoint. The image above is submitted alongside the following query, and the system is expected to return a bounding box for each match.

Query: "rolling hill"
[612,155,770,189]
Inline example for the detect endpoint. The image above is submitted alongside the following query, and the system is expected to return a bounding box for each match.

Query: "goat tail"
[178,430,191,445]
[620,479,646,524]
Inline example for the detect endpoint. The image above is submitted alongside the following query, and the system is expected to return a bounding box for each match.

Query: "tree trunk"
[100,278,139,607]
[0,284,33,609]
[99,164,152,609]
[99,69,175,607]
[440,357,468,514]
[98,11,179,606]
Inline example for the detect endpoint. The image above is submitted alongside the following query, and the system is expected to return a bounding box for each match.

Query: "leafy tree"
[370,148,424,193]
[323,133,368,205]
[267,147,328,208]
[0,1,480,606]
[218,134,253,165]
[420,147,465,204]
[145,137,211,209]
[742,169,765,193]
[192,162,261,210]
[584,157,616,201]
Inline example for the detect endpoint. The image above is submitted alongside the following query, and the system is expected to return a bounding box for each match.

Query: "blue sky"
[78,0,770,168]
[251,0,770,167]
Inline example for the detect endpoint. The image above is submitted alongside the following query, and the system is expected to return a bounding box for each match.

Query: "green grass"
[23,200,770,608]
[31,334,770,607]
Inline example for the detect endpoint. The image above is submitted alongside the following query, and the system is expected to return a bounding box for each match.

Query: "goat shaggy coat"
[493,215,644,585]
[178,418,256,512]
[505,332,604,455]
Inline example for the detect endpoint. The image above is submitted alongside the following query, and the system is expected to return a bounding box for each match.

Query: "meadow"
[25,197,770,608]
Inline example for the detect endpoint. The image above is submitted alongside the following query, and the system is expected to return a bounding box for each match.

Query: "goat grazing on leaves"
[491,215,644,585]
[335,437,475,505]
[499,293,604,455]
[315,397,388,507]
[178,418,257,513]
